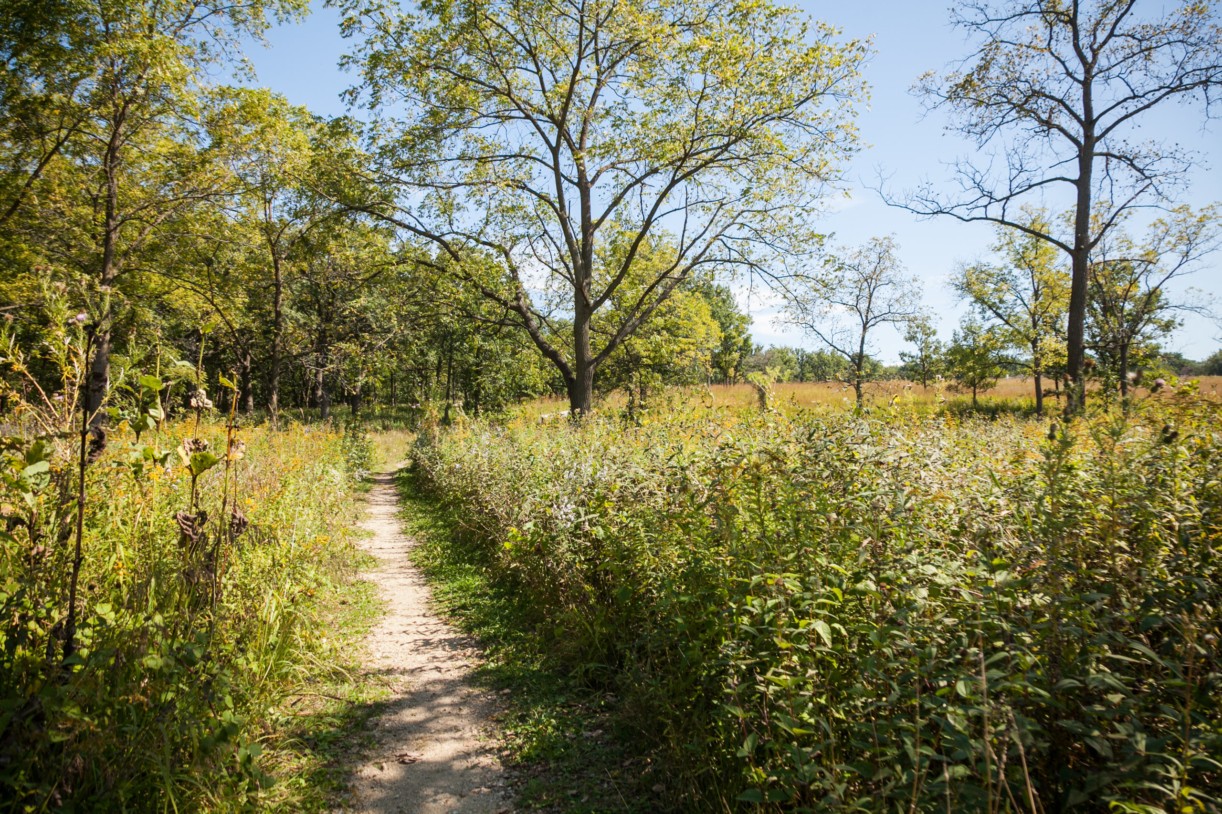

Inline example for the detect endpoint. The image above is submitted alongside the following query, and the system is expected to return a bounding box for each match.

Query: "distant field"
[513,375,1222,419]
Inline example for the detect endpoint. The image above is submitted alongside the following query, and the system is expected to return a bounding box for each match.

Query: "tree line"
[1,0,1218,425]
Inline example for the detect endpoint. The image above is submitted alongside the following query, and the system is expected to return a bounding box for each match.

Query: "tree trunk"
[854,329,868,409]
[351,381,363,418]
[1118,342,1130,398]
[268,252,284,418]
[85,329,112,426]
[317,372,330,419]
[1032,341,1044,416]
[1065,125,1096,417]
[240,350,255,413]
[569,296,595,416]
[315,329,330,420]
[86,112,124,426]
[443,340,454,425]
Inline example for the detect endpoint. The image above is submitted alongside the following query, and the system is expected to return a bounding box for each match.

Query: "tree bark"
[1065,74,1097,417]
[86,105,125,425]
[568,283,595,416]
[268,251,284,418]
[1032,340,1044,417]
[315,328,330,420]
[240,350,255,413]
[443,339,454,425]
[1118,342,1130,398]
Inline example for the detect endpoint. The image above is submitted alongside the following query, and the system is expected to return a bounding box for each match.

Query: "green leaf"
[218,375,237,390]
[139,375,163,392]
[20,460,50,480]
[813,620,833,646]
[736,789,763,803]
[189,452,220,477]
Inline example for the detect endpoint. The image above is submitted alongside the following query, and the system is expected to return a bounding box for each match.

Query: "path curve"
[348,470,512,814]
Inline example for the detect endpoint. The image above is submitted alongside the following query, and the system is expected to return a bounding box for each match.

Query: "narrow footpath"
[347,470,513,813]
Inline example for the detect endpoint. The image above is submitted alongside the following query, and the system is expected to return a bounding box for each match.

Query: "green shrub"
[415,395,1222,812]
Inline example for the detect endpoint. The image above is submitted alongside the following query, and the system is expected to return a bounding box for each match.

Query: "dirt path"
[347,470,512,814]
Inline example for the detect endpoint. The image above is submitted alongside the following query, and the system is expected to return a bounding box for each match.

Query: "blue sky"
[242,0,1222,364]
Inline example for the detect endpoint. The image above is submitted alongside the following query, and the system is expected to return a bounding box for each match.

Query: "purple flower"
[75,313,87,323]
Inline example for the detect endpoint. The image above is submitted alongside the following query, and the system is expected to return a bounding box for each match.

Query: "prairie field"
[412,388,1222,812]
[0,416,381,811]
[511,376,1222,420]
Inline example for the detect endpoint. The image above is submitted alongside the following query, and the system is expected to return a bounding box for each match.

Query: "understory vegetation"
[413,390,1222,812]
[0,405,379,810]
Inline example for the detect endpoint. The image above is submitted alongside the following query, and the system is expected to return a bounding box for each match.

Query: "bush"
[414,394,1222,812]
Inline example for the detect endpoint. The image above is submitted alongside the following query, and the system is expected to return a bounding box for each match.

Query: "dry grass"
[509,375,1222,419]
[373,428,417,469]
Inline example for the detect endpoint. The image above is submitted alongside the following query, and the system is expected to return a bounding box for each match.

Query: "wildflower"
[75,312,87,324]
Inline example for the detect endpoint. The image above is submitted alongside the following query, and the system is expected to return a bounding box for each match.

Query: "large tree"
[0,0,305,423]
[890,0,1222,414]
[335,0,867,414]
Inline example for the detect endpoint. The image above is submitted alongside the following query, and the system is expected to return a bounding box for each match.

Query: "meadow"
[0,413,381,811]
[511,377,1222,420]
[411,385,1222,812]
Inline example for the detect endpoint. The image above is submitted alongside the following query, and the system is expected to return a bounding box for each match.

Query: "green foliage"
[396,471,665,813]
[341,421,374,481]
[951,209,1068,413]
[898,315,944,388]
[691,281,756,385]
[945,317,1005,407]
[337,0,868,412]
[0,309,371,810]
[412,393,1222,812]
[1198,349,1222,376]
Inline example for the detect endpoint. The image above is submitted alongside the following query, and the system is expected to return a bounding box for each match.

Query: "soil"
[346,470,513,814]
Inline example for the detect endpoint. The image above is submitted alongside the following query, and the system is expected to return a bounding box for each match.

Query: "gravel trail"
[347,470,512,814]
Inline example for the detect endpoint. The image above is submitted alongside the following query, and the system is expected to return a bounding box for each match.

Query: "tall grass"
[414,389,1222,812]
[0,417,370,811]
[508,376,1222,421]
